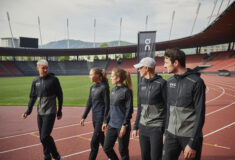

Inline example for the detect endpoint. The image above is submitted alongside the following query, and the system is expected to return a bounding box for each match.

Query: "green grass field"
[0,75,170,107]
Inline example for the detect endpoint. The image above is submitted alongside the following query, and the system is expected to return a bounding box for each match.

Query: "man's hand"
[22,113,28,119]
[102,123,107,132]
[80,119,85,126]
[57,115,62,120]
[184,145,196,159]
[132,130,138,138]
[163,134,165,144]
[119,125,127,138]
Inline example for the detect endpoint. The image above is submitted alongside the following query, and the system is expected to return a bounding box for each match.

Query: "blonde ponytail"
[125,71,133,95]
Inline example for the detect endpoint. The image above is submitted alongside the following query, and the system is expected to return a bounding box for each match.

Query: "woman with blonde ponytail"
[80,68,111,160]
[102,68,133,160]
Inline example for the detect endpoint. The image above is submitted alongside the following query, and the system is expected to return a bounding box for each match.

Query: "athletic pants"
[89,119,105,160]
[37,114,60,160]
[162,131,203,160]
[103,124,131,160]
[139,127,163,160]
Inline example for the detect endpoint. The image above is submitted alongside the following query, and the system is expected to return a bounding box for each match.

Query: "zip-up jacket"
[133,74,166,131]
[108,85,133,129]
[82,82,110,123]
[166,68,206,149]
[25,73,63,116]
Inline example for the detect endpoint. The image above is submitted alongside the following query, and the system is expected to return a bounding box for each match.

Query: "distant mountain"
[41,39,135,49]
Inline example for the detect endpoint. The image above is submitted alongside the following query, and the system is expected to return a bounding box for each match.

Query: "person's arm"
[120,89,133,138]
[161,80,167,130]
[25,80,37,115]
[133,84,141,131]
[122,89,133,126]
[103,84,110,124]
[82,87,93,119]
[188,80,206,149]
[55,77,63,118]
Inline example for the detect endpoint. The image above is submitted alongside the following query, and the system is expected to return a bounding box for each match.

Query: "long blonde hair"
[112,68,133,95]
[90,68,109,84]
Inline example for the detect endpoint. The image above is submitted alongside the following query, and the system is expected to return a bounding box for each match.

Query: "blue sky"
[0,0,232,44]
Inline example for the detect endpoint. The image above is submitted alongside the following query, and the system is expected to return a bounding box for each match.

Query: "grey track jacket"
[166,68,206,149]
[134,74,167,130]
[25,73,63,116]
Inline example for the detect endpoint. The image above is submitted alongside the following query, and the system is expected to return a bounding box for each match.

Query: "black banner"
[137,31,156,62]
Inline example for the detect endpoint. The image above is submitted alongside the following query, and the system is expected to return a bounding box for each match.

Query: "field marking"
[205,84,225,104]
[206,86,210,94]
[29,132,39,138]
[209,81,235,89]
[0,132,93,154]
[77,136,91,141]
[203,142,230,150]
[206,101,235,116]
[204,122,235,138]
[209,87,235,98]
[0,121,92,140]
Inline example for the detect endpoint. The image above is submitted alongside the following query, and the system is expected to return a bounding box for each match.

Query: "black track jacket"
[166,68,206,149]
[133,74,167,131]
[25,73,63,116]
[82,82,110,122]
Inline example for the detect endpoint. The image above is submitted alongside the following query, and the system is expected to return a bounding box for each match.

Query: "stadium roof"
[0,1,234,56]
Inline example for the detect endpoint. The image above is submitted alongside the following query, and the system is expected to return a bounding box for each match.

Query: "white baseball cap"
[133,57,156,69]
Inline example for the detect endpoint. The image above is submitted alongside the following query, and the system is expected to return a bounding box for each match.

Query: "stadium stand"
[13,61,37,76]
[202,51,235,72]
[119,58,137,73]
[1,61,22,75]
[155,57,165,73]
[0,64,10,76]
[106,60,117,73]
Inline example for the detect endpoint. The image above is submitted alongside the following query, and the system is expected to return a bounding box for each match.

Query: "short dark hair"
[164,48,186,67]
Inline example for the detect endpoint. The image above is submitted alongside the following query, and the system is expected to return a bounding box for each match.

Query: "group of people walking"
[22,48,206,160]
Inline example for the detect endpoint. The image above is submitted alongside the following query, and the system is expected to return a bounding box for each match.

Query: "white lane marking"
[204,122,235,138]
[206,84,225,104]
[0,131,93,154]
[0,121,92,140]
[206,101,235,116]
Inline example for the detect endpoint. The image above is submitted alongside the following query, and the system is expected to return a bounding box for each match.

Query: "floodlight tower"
[67,18,70,48]
[119,17,122,46]
[145,15,148,31]
[190,2,201,35]
[38,16,43,47]
[6,12,15,48]
[93,18,96,48]
[169,10,175,40]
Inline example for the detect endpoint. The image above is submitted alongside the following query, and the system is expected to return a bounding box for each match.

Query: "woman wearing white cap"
[132,57,167,160]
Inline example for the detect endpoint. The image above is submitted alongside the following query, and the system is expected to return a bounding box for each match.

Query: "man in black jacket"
[22,59,63,160]
[163,49,206,160]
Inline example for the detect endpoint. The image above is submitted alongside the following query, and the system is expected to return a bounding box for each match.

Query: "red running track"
[0,75,234,160]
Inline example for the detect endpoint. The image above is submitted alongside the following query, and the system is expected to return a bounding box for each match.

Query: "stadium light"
[94,18,96,48]
[190,2,201,35]
[145,15,148,31]
[217,0,225,16]
[38,16,43,47]
[6,12,15,48]
[67,18,70,48]
[119,17,122,46]
[169,10,175,40]
[227,0,231,7]
[208,0,218,26]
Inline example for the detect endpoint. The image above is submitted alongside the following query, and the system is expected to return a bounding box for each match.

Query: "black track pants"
[103,125,131,160]
[139,128,163,160]
[162,132,203,160]
[37,114,60,160]
[89,120,105,160]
